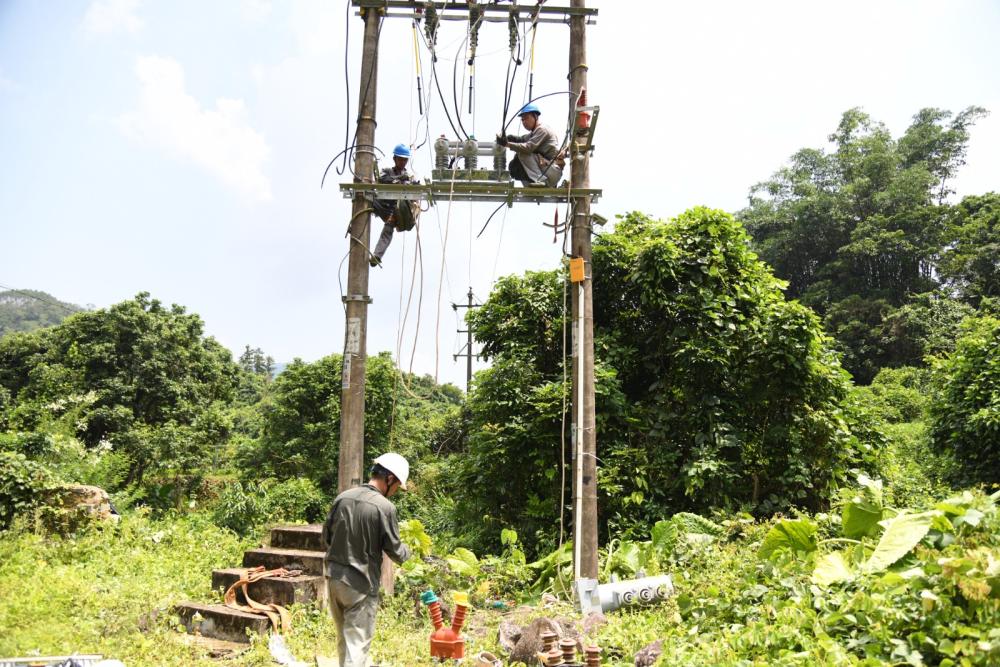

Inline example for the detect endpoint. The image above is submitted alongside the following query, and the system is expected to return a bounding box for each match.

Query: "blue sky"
[2,0,998,388]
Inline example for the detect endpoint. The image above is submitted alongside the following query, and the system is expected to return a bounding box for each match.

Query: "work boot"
[369,255,382,268]
[527,180,546,188]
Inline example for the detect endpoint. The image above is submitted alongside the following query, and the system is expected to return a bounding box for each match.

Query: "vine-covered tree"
[458,208,881,556]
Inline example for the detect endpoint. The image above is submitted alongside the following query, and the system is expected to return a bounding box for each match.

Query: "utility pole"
[569,0,598,581]
[338,6,380,495]
[452,287,480,392]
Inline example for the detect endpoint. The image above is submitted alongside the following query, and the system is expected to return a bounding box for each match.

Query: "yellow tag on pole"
[569,257,586,283]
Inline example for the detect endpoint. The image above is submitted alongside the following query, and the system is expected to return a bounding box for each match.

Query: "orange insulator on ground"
[422,590,469,660]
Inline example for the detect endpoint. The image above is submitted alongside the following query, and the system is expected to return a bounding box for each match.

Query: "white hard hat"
[373,452,409,490]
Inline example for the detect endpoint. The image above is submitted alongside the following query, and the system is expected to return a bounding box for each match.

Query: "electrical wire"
[321,144,384,188]
[0,284,80,315]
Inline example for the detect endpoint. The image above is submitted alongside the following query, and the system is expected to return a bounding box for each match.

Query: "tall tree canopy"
[739,107,987,382]
[458,208,879,556]
[0,293,238,484]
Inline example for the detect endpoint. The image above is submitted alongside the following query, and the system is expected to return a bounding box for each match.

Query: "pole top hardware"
[351,1,597,24]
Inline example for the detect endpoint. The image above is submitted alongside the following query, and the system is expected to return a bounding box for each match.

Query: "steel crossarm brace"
[339,181,602,204]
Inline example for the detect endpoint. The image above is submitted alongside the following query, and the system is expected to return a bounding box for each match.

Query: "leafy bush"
[0,450,56,530]
[929,314,1000,486]
[860,365,932,423]
[210,477,329,536]
[211,480,270,535]
[264,477,328,524]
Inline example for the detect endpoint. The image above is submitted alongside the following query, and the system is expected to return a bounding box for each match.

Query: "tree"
[0,293,238,485]
[238,345,275,379]
[929,314,1000,485]
[458,208,879,556]
[238,352,460,495]
[938,193,1000,306]
[740,107,987,381]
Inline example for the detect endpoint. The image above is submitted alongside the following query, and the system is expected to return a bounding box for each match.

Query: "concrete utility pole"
[338,6,380,495]
[569,0,598,580]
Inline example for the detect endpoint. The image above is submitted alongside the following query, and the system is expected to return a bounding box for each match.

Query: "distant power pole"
[338,6,380,495]
[452,287,481,392]
[569,0,598,582]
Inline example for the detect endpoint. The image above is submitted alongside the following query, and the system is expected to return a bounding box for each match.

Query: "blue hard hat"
[392,143,411,158]
[518,103,541,116]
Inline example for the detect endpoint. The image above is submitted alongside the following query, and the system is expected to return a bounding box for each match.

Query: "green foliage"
[0,289,83,338]
[0,450,57,530]
[238,351,458,498]
[858,365,932,423]
[210,477,328,536]
[939,193,1000,306]
[633,486,1000,666]
[929,314,1000,487]
[460,207,877,556]
[758,518,818,560]
[740,107,988,382]
[0,293,239,487]
[0,511,257,665]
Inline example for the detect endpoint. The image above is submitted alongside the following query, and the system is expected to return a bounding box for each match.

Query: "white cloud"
[81,0,144,36]
[119,56,272,202]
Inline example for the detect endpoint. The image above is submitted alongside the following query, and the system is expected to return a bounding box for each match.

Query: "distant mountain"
[0,289,84,338]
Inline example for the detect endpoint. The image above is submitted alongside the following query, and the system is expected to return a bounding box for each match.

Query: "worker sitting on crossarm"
[497,103,565,188]
[322,453,411,667]
[370,144,420,267]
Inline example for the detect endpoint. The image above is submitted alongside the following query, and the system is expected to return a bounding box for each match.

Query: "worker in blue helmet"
[370,144,419,267]
[496,103,564,188]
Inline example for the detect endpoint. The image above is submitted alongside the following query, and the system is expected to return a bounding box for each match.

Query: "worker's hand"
[496,134,508,147]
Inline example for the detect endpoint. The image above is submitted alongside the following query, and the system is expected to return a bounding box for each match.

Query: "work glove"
[495,133,508,147]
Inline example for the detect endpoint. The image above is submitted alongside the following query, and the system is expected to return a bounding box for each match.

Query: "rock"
[53,484,119,521]
[582,611,606,635]
[508,617,562,665]
[497,619,522,654]
[634,639,663,666]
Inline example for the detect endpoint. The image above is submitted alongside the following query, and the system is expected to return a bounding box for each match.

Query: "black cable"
[422,32,464,141]
[451,33,471,140]
[338,0,352,176]
[321,144,385,188]
[337,12,385,178]
[476,202,507,238]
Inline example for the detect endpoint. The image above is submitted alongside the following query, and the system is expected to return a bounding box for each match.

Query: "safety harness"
[223,565,302,634]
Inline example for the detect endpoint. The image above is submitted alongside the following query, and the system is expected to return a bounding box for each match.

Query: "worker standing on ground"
[370,144,418,267]
[497,103,565,187]
[322,453,411,667]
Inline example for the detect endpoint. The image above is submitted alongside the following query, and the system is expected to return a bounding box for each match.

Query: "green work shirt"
[322,483,411,596]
